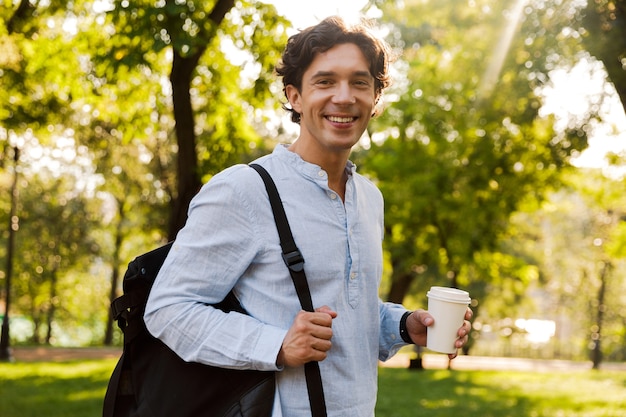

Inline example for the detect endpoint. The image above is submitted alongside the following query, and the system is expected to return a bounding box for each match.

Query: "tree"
[572,170,626,366]
[81,123,173,345]
[0,0,86,146]
[357,0,589,313]
[98,0,290,239]
[1,0,89,353]
[507,169,626,364]
[582,0,626,110]
[69,19,177,343]
[10,150,101,344]
[0,145,19,359]
[73,0,290,340]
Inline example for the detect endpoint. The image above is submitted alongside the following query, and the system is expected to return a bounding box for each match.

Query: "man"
[145,16,472,416]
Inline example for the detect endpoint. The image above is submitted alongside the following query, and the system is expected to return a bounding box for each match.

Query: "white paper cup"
[426,286,471,354]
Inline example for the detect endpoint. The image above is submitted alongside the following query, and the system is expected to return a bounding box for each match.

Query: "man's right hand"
[276,306,337,367]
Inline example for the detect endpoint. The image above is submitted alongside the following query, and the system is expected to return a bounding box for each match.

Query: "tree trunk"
[387,269,415,304]
[104,207,125,345]
[31,322,40,344]
[0,147,19,360]
[582,1,626,111]
[167,0,235,240]
[169,49,202,239]
[6,0,34,34]
[104,254,121,345]
[591,261,610,370]
[45,270,58,345]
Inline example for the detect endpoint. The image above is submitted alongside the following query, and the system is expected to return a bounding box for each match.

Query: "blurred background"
[1,0,625,370]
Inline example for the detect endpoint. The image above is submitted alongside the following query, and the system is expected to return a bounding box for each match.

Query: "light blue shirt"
[145,144,409,416]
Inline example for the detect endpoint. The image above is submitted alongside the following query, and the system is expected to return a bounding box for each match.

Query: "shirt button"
[350,272,357,280]
[329,192,337,200]
[318,171,325,177]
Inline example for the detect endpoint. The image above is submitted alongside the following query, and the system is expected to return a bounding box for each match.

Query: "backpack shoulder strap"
[249,163,327,417]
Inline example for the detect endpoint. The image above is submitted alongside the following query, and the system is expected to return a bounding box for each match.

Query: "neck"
[287,140,350,200]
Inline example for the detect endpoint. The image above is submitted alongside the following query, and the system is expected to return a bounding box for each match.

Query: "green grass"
[1,359,625,417]
[376,367,626,417]
[0,359,118,417]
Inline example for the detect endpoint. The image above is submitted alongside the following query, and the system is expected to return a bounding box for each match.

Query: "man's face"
[286,43,377,154]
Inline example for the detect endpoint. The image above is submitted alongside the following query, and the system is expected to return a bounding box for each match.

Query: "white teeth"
[327,116,354,123]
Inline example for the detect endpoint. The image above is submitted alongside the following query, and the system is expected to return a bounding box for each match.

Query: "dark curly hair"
[275,16,394,124]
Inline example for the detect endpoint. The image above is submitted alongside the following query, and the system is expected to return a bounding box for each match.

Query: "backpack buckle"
[282,250,304,272]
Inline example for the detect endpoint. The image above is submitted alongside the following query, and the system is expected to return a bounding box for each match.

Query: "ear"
[285,84,302,114]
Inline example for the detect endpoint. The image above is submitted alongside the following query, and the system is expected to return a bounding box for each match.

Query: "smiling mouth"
[326,116,357,123]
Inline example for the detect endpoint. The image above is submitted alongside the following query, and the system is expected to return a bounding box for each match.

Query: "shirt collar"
[273,144,356,181]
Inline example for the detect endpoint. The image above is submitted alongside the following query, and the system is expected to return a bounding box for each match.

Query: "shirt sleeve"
[144,166,286,371]
[378,300,411,362]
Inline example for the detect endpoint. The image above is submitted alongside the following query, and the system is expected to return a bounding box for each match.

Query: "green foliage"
[0,5,78,138]
[356,0,593,311]
[10,166,103,344]
[0,0,292,346]
[494,169,626,361]
[89,0,291,237]
[608,221,626,258]
[0,0,623,361]
[191,1,292,177]
[582,0,626,108]
[96,0,290,178]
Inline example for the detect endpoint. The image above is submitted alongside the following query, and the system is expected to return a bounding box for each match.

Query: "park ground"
[9,346,626,372]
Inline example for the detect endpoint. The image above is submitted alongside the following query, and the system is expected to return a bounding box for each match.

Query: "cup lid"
[427,286,471,304]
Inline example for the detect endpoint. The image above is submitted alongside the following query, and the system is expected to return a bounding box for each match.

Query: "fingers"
[316,305,338,319]
[457,307,473,341]
[449,310,473,359]
[411,309,433,327]
[278,308,337,367]
[415,306,472,329]
[415,306,472,360]
[446,319,471,359]
[455,320,470,345]
[404,310,430,346]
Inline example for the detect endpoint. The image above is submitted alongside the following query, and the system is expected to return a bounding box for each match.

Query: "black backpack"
[102,164,327,417]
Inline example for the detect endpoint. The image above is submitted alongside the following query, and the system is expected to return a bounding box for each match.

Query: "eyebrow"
[311,70,373,79]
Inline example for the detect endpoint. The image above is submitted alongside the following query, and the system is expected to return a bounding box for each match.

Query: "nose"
[332,82,356,105]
